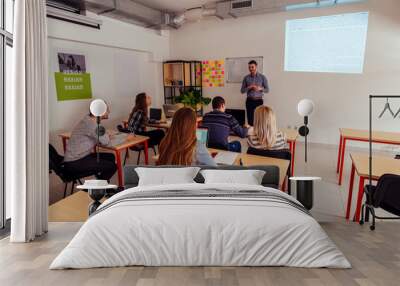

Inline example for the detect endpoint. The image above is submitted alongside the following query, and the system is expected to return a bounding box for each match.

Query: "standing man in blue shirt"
[240,60,269,126]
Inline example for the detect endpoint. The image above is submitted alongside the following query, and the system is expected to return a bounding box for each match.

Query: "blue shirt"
[201,110,248,149]
[240,72,269,99]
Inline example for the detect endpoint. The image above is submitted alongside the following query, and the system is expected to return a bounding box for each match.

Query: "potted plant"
[174,89,211,111]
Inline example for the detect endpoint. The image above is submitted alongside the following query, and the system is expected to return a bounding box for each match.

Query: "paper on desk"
[109,133,127,146]
[214,151,238,165]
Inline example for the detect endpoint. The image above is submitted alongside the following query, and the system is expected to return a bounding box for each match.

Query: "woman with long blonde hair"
[158,108,216,166]
[247,106,287,150]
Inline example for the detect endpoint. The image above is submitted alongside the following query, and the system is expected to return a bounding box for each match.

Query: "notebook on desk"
[214,151,239,165]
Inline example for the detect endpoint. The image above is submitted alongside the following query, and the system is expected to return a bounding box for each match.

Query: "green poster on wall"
[55,72,92,101]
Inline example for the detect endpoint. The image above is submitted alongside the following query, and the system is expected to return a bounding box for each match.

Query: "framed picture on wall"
[54,50,93,101]
[57,52,87,73]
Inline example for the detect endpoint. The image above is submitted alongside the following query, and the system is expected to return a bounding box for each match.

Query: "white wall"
[47,12,169,151]
[169,0,400,145]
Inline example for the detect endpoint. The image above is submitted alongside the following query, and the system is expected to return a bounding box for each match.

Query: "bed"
[50,166,350,269]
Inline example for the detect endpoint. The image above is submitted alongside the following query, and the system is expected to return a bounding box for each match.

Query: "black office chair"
[360,174,400,231]
[117,125,157,165]
[49,144,94,198]
[247,147,292,195]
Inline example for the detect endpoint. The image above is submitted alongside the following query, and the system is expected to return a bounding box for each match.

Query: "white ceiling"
[134,0,214,13]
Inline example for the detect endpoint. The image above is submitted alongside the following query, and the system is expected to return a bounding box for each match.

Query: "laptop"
[226,109,246,126]
[163,104,182,118]
[150,108,162,121]
[196,128,209,147]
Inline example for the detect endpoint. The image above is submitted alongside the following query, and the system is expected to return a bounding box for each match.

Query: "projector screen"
[284,12,369,74]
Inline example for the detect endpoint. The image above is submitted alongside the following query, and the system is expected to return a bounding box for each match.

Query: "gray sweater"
[64,115,110,162]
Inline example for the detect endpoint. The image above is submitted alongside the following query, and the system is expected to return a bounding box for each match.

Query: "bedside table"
[289,177,321,210]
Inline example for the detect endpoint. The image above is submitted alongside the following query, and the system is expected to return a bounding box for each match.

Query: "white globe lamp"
[90,99,107,163]
[297,99,315,162]
[297,99,314,117]
[90,99,107,117]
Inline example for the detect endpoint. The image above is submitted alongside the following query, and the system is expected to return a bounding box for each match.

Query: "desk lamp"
[297,99,314,162]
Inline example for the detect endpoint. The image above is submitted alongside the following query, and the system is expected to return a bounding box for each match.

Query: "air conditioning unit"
[231,0,253,10]
[46,6,102,29]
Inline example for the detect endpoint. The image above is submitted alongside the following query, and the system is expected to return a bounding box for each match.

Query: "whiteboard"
[226,56,263,83]
[114,51,142,97]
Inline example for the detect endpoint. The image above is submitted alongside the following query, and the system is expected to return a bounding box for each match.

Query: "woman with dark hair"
[158,108,216,166]
[127,92,165,146]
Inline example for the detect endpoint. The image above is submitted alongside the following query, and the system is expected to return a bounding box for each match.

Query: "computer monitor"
[149,108,162,121]
[196,128,209,147]
[226,109,246,126]
[163,104,182,118]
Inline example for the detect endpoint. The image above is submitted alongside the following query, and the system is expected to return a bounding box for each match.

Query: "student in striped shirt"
[201,96,249,153]
[247,106,288,151]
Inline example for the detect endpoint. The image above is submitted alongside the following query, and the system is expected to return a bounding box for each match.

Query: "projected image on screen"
[285,12,369,74]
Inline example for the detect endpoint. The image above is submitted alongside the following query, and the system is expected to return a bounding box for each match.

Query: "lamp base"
[298,126,309,137]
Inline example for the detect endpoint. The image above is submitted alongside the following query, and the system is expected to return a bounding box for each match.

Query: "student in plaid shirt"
[127,93,165,147]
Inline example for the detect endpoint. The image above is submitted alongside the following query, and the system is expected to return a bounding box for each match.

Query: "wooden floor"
[1,221,400,286]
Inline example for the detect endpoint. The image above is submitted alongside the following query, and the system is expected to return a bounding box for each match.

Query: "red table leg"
[336,135,343,173]
[115,150,123,187]
[338,138,347,185]
[346,163,356,220]
[353,176,366,222]
[62,137,67,153]
[144,140,149,165]
[291,141,296,176]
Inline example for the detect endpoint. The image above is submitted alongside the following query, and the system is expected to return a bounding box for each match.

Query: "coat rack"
[378,97,399,118]
[369,95,400,186]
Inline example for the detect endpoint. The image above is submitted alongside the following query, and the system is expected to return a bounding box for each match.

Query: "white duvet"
[50,183,351,269]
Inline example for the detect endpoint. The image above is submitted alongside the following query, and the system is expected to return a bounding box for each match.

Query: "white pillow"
[200,170,266,185]
[135,167,201,186]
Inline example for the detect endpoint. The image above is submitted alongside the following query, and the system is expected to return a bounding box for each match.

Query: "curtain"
[9,0,49,242]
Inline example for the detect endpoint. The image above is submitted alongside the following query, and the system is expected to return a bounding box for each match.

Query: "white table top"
[289,177,322,181]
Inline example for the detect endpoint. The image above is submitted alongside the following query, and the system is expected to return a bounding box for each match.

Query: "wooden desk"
[58,132,150,187]
[346,153,400,222]
[122,116,203,129]
[214,150,290,190]
[154,149,290,189]
[337,128,400,185]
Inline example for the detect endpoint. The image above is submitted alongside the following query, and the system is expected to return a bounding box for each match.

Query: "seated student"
[63,103,117,181]
[201,96,248,153]
[158,107,217,166]
[247,105,288,151]
[127,92,165,146]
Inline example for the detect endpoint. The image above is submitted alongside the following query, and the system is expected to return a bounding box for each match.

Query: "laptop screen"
[226,109,246,126]
[196,128,209,146]
[149,108,162,121]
